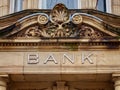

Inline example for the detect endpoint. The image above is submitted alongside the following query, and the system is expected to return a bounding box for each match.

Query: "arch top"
[0,3,119,40]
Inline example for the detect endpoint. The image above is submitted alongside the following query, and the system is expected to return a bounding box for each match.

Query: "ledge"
[0,38,119,43]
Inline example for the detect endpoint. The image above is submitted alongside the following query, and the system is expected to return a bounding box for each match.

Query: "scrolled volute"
[71,13,83,24]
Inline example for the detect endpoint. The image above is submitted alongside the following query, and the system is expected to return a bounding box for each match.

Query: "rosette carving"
[72,13,82,24]
[38,14,49,24]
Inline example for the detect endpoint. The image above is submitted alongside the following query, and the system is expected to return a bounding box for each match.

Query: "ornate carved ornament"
[19,24,105,40]
[2,3,118,40]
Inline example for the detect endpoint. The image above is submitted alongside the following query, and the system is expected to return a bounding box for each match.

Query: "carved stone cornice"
[0,39,119,51]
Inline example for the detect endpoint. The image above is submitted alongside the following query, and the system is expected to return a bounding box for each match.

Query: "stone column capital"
[112,74,120,81]
[112,73,120,90]
[0,74,8,89]
[0,74,9,82]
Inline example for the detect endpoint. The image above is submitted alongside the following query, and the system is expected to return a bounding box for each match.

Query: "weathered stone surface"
[0,52,24,74]
[0,50,119,74]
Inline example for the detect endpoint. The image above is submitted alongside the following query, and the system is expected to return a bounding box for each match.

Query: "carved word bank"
[27,52,94,64]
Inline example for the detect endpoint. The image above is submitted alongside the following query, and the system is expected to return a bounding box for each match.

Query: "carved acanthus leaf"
[78,25,103,39]
[16,24,107,40]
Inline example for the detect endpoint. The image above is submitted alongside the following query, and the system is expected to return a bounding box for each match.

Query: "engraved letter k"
[82,52,93,64]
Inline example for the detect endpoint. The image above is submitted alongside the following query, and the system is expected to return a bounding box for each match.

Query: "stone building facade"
[0,0,120,90]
